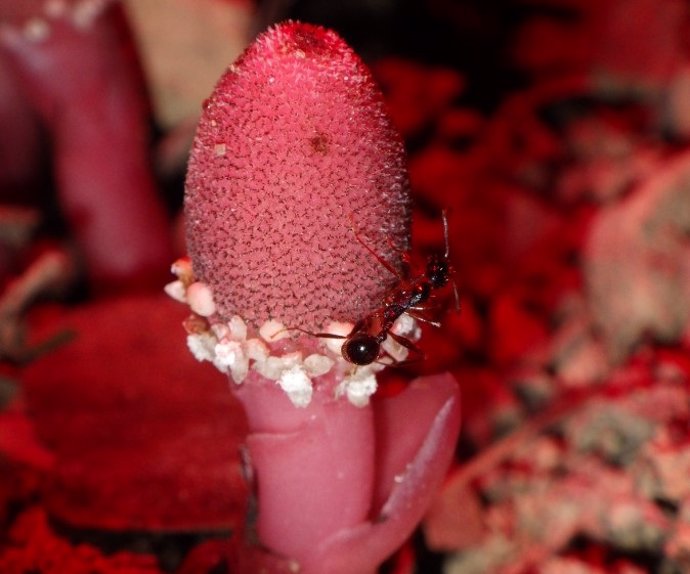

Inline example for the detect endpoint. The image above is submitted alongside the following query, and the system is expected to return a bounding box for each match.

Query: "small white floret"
[304,354,334,377]
[229,360,250,384]
[187,333,216,363]
[210,322,230,341]
[259,319,289,342]
[322,321,353,355]
[369,360,388,373]
[228,316,248,340]
[280,352,303,368]
[338,370,378,407]
[245,338,269,362]
[278,365,313,407]
[187,282,216,317]
[214,339,244,369]
[254,356,286,380]
[254,351,302,381]
[393,314,421,340]
[164,280,187,303]
[381,336,410,363]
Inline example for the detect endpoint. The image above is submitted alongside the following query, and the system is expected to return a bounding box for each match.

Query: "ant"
[297,211,458,366]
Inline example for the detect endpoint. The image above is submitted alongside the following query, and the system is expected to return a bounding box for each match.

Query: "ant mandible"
[304,211,458,366]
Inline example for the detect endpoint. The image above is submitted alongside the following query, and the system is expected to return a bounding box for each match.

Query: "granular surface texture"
[184,21,411,330]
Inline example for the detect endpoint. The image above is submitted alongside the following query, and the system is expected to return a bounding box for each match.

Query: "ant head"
[342,333,380,365]
[426,255,449,289]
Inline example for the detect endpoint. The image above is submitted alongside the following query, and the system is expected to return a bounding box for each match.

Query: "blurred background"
[2,0,690,572]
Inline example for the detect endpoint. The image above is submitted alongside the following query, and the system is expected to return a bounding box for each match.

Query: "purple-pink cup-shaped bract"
[170,21,461,574]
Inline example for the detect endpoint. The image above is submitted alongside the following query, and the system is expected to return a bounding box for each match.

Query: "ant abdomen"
[341,332,381,365]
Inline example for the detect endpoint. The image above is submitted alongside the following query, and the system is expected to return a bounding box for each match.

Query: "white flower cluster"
[165,259,421,408]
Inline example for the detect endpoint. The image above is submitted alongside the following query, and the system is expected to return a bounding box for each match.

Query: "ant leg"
[450,281,461,312]
[378,331,426,366]
[378,332,425,367]
[404,306,443,328]
[347,214,405,279]
[373,344,406,367]
[441,209,451,259]
[439,209,461,312]
[388,331,424,355]
[406,312,442,328]
[388,354,425,369]
[282,326,346,340]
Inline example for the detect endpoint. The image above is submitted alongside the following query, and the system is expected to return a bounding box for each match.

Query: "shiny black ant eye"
[342,333,380,365]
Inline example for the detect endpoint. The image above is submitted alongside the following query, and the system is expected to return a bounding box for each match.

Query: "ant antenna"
[441,209,451,258]
[440,209,461,312]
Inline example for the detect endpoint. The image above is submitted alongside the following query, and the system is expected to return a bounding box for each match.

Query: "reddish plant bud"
[184,21,411,332]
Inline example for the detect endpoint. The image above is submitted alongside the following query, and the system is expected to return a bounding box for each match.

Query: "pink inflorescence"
[184,21,411,332]
[174,23,462,573]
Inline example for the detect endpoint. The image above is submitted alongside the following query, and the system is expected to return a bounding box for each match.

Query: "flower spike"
[172,21,461,573]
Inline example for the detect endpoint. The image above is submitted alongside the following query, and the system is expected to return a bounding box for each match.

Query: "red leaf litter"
[20,295,248,532]
[0,507,159,574]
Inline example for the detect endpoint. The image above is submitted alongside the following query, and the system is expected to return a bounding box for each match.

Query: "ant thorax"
[385,278,432,311]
